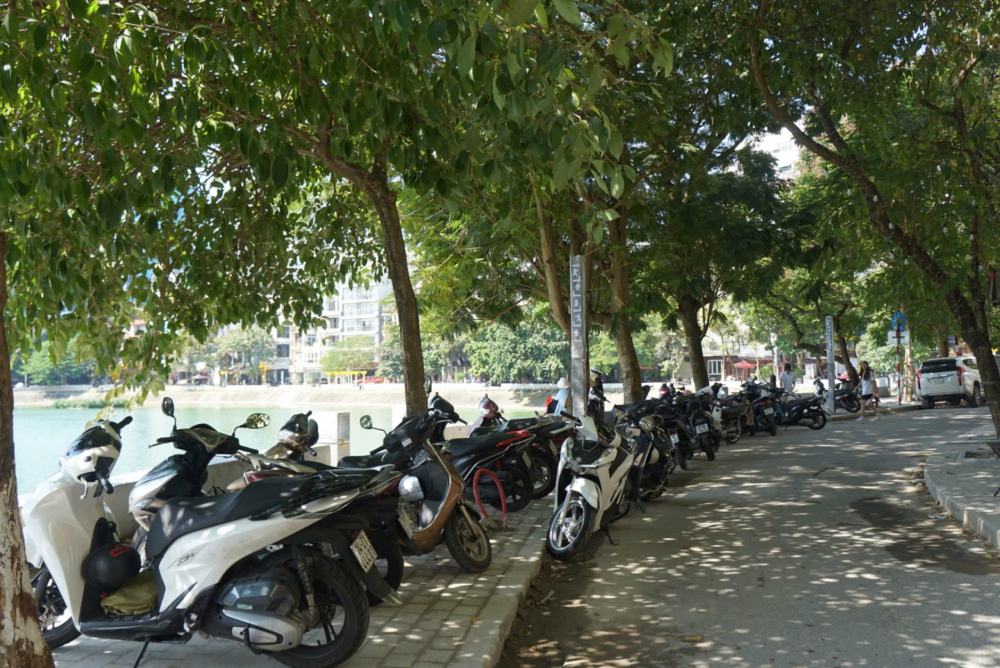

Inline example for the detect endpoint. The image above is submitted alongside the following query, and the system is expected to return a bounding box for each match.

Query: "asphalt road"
[500,407,1000,668]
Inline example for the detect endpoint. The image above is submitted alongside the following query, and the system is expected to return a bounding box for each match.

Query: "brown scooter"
[337,409,492,573]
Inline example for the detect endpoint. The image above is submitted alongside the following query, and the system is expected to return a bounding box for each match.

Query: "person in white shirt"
[779,363,795,395]
[858,361,879,421]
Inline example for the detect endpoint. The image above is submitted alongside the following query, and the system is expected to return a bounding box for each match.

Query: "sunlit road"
[500,408,1000,668]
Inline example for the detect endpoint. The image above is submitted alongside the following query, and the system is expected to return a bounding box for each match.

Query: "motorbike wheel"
[807,411,827,431]
[444,507,492,573]
[546,493,595,561]
[33,565,80,650]
[501,460,534,512]
[272,556,369,668]
[767,415,777,436]
[841,396,861,413]
[526,448,557,499]
[703,439,716,461]
[366,530,404,606]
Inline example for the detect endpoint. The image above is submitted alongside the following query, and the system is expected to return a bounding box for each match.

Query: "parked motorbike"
[774,389,827,430]
[467,394,575,499]
[344,409,493,573]
[426,393,535,512]
[610,400,672,501]
[702,384,750,444]
[814,378,861,413]
[675,394,721,460]
[24,414,395,666]
[743,380,778,436]
[547,412,637,560]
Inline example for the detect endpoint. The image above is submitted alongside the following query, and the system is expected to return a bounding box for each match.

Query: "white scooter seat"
[145,477,311,560]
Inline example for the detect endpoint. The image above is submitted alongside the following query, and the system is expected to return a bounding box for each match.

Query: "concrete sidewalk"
[53,502,551,668]
[924,428,1000,549]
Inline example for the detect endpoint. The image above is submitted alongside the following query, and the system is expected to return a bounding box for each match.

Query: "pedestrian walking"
[779,363,795,395]
[858,361,879,421]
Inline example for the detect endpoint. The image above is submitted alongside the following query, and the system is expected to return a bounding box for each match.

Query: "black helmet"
[82,543,140,589]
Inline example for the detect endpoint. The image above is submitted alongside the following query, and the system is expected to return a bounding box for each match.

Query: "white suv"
[916,356,982,407]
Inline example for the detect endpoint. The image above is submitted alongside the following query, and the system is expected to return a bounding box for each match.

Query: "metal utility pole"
[770,332,779,377]
[569,255,588,418]
[825,316,835,415]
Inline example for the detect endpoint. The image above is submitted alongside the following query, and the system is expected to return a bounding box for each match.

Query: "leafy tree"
[465,318,569,383]
[375,327,405,382]
[742,0,1000,433]
[321,336,375,375]
[215,328,278,383]
[22,339,96,386]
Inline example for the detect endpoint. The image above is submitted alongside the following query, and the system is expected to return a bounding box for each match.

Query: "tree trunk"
[367,182,427,416]
[952,294,1000,432]
[937,332,950,357]
[904,336,915,402]
[613,323,643,402]
[607,216,641,401]
[0,232,54,667]
[678,296,709,390]
[833,320,858,385]
[534,183,570,336]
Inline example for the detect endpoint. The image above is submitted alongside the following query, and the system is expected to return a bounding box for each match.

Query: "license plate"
[695,423,709,434]
[763,407,774,415]
[670,434,680,445]
[350,531,378,572]
[397,510,415,539]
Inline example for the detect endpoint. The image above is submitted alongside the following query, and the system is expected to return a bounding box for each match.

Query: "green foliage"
[321,336,374,374]
[465,318,569,383]
[22,339,96,386]
[216,328,276,378]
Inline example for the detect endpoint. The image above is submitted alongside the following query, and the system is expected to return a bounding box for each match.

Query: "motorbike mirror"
[238,413,270,430]
[161,396,175,418]
[359,415,373,430]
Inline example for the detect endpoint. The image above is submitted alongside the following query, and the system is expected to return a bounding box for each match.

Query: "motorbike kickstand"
[603,526,619,546]
[131,640,151,668]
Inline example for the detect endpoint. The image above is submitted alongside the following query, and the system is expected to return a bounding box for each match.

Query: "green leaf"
[67,0,88,18]
[609,168,624,198]
[551,0,581,27]
[607,129,623,159]
[508,0,537,26]
[308,43,323,71]
[534,4,549,25]
[599,208,619,222]
[457,32,477,79]
[32,23,48,50]
[271,155,290,187]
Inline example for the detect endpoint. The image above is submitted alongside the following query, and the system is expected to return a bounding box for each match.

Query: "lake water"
[14,403,532,494]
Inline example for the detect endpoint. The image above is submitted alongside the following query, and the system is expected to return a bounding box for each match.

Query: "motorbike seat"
[721,405,745,418]
[338,454,387,469]
[444,432,520,459]
[146,477,312,560]
[504,417,539,431]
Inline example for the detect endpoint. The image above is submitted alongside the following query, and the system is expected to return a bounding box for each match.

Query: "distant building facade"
[279,279,395,385]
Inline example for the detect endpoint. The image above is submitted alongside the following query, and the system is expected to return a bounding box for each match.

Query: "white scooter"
[23,411,396,667]
[545,412,636,560]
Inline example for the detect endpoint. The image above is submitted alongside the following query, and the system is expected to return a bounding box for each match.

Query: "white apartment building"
[275,278,395,385]
[754,128,801,180]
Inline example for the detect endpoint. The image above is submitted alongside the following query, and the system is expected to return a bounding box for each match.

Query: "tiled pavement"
[52,503,551,668]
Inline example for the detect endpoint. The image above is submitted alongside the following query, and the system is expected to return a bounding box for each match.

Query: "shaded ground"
[500,408,1000,668]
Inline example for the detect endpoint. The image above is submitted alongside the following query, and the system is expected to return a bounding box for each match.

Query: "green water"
[14,402,533,494]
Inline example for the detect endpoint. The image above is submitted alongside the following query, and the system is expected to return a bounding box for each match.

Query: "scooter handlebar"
[559,411,582,425]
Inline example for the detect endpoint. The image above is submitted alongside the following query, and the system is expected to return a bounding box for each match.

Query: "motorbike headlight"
[639,416,658,432]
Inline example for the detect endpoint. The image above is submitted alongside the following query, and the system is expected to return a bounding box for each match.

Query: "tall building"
[277,278,395,385]
[754,128,801,180]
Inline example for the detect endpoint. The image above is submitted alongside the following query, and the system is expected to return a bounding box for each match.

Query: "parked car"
[916,356,981,407]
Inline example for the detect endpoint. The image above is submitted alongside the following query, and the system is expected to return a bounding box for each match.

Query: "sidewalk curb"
[924,447,1000,550]
[456,514,548,668]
